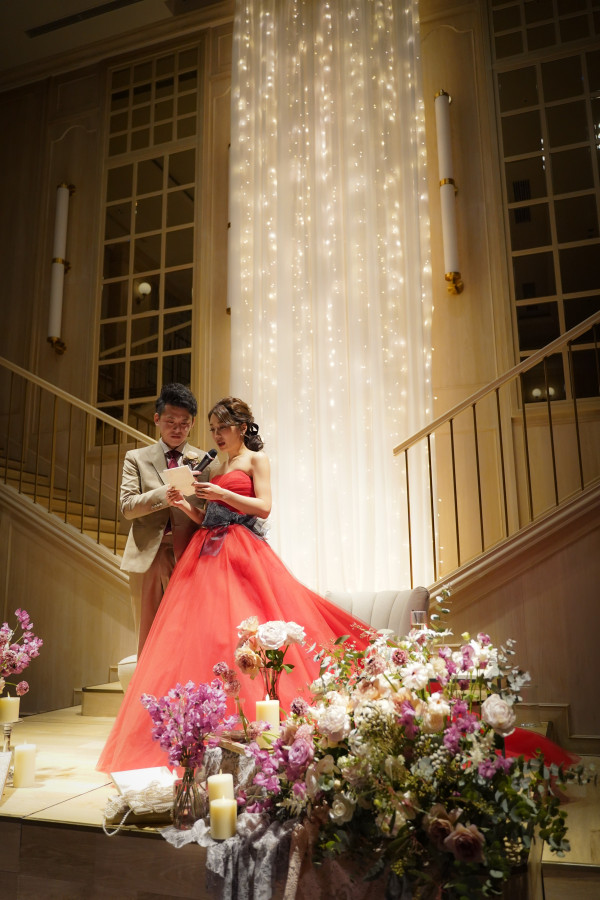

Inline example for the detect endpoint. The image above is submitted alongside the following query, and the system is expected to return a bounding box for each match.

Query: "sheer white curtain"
[228,0,433,593]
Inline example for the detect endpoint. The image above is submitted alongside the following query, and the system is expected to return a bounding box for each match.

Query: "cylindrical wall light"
[434,90,463,294]
[48,182,75,354]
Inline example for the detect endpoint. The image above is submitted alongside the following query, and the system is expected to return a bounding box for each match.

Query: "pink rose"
[443,823,485,863]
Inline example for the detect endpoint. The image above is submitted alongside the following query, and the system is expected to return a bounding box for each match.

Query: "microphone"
[191,448,217,475]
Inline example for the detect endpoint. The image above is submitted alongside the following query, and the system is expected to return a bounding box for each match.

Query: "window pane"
[131,316,159,355]
[555,195,599,243]
[131,129,150,151]
[101,281,128,319]
[513,251,556,299]
[165,268,193,308]
[560,15,589,43]
[106,164,133,202]
[155,99,173,121]
[551,147,593,193]
[524,0,553,24]
[587,50,600,92]
[154,122,173,144]
[111,68,129,90]
[166,228,194,267]
[521,355,565,402]
[135,195,162,234]
[130,358,157,398]
[133,62,152,82]
[509,203,551,251]
[527,24,555,51]
[105,202,131,240]
[137,157,164,194]
[109,134,128,156]
[564,296,600,335]
[179,49,197,69]
[99,321,127,360]
[505,156,547,201]
[495,32,523,59]
[156,77,174,99]
[162,353,191,386]
[167,188,194,227]
[156,54,175,77]
[178,93,196,116]
[498,67,538,112]
[134,234,162,273]
[97,362,125,402]
[570,349,600,398]
[168,149,195,186]
[104,242,130,278]
[178,70,198,93]
[128,401,156,435]
[110,111,128,133]
[164,311,192,351]
[493,5,521,31]
[501,111,542,156]
[132,83,152,106]
[541,56,583,102]
[516,302,560,351]
[110,89,129,112]
[560,245,600,293]
[546,101,589,148]
[177,117,196,139]
[131,105,151,128]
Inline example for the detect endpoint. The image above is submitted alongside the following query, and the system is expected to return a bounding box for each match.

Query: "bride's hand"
[194,481,226,502]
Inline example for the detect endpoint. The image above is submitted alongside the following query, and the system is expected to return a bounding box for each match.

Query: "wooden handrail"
[393,310,600,456]
[0,356,155,447]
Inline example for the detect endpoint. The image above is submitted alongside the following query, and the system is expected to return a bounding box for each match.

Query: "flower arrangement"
[241,624,572,898]
[234,617,306,700]
[141,679,238,769]
[0,608,43,698]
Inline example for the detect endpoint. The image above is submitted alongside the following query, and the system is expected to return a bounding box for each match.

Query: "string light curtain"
[228,0,433,592]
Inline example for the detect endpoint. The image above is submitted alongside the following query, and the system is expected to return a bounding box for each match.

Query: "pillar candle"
[256,697,280,748]
[0,696,20,724]
[210,798,237,840]
[207,771,234,801]
[13,743,36,788]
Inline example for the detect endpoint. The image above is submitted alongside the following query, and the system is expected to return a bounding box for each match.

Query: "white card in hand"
[162,466,195,494]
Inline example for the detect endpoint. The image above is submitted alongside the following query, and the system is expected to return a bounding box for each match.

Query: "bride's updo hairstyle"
[208,397,264,451]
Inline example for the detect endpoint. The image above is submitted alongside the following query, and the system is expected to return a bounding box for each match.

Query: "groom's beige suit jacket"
[120,441,207,574]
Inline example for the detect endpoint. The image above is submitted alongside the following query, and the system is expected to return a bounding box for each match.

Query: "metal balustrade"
[393,311,600,587]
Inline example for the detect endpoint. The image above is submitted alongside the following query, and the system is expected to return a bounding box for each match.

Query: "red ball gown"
[97,471,370,773]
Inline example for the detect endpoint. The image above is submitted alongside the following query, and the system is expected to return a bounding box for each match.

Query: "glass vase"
[172,767,204,830]
[261,667,281,701]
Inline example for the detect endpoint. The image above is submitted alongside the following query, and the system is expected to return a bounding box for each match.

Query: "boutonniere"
[182,451,199,468]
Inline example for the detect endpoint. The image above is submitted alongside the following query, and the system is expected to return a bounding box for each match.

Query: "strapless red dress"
[97,471,370,773]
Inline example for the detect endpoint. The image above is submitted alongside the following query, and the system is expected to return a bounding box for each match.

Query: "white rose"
[317,705,351,745]
[422,692,451,733]
[257,620,288,649]
[330,792,356,824]
[285,621,306,644]
[400,661,431,691]
[481,694,516,737]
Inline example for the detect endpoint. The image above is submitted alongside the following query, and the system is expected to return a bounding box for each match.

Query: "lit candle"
[207,771,234,801]
[256,697,280,748]
[210,797,237,840]
[0,696,20,724]
[13,743,36,788]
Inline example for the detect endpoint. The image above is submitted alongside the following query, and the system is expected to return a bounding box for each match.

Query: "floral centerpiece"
[234,617,306,701]
[141,678,238,828]
[240,624,571,898]
[0,608,43,700]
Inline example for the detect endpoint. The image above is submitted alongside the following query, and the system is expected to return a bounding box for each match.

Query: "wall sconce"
[136,281,152,303]
[434,90,463,295]
[48,182,75,354]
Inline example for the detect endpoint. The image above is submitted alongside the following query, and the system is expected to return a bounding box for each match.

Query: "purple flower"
[399,700,419,739]
[213,661,230,677]
[477,632,491,647]
[290,697,309,716]
[287,737,314,769]
[392,648,408,666]
[477,759,497,779]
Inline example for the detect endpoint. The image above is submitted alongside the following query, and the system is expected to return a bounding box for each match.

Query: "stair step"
[83,530,127,551]
[81,681,124,717]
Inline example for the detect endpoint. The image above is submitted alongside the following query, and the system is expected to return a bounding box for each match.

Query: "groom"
[120,383,208,656]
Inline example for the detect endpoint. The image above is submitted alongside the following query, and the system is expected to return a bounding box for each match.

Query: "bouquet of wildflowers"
[141,679,238,768]
[234,617,306,700]
[242,625,572,898]
[0,608,43,698]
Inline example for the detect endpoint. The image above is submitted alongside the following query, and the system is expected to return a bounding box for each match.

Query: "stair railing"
[393,311,600,587]
[0,357,155,555]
